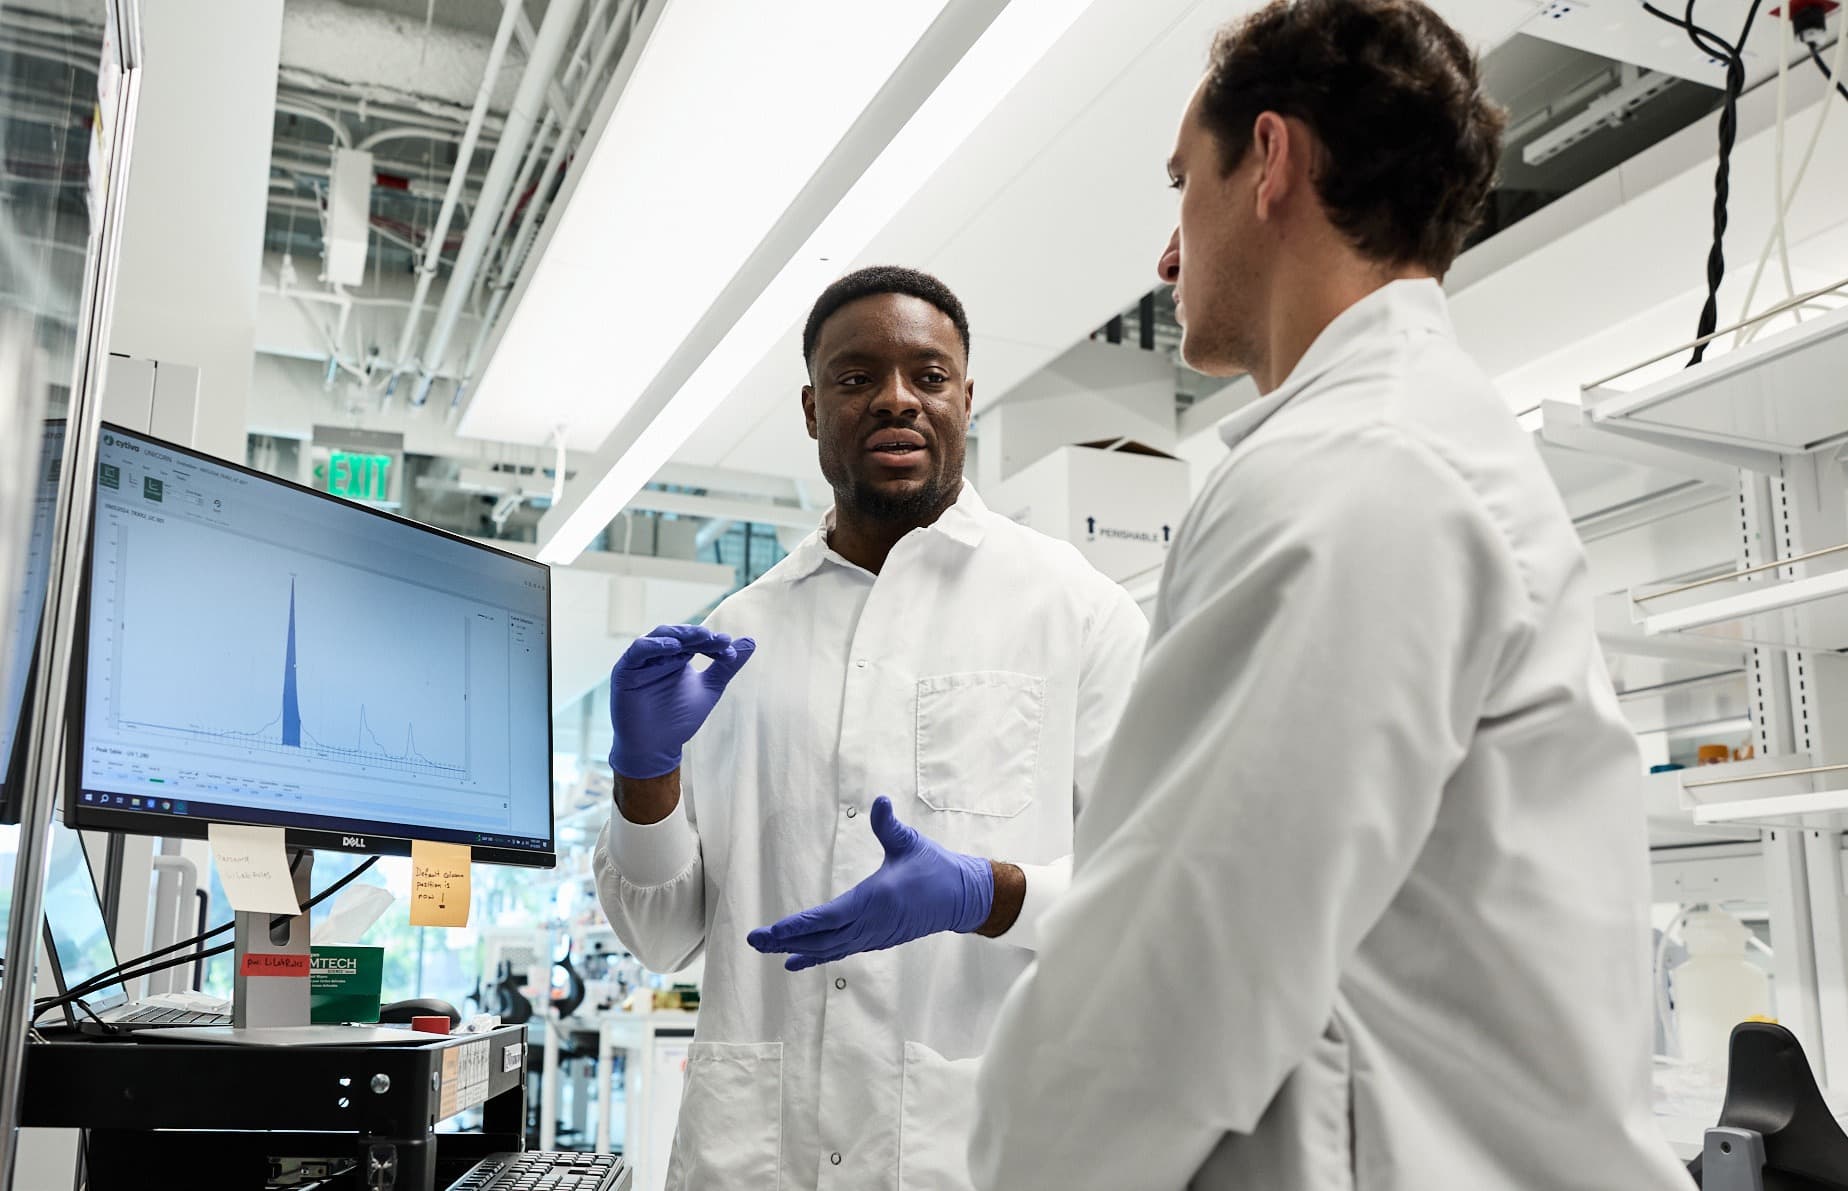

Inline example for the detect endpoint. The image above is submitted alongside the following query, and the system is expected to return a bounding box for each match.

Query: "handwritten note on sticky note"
[410,840,472,928]
[208,823,301,915]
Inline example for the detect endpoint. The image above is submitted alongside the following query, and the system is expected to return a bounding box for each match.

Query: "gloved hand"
[747,797,994,971]
[607,624,756,779]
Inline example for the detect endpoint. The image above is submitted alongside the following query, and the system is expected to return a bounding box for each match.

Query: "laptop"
[40,816,231,1033]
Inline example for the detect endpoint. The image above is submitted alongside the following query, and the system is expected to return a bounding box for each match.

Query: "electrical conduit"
[411,0,586,407]
[383,0,522,404]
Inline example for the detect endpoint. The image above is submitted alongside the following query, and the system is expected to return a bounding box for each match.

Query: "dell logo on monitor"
[342,835,366,849]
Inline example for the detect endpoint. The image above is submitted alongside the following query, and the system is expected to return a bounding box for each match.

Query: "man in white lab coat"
[971,2,1694,1188]
[593,266,1148,1190]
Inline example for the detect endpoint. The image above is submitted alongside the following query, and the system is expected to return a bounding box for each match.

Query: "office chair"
[1690,1022,1848,1190]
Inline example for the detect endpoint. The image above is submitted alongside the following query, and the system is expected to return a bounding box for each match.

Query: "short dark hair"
[802,265,971,373]
[1200,0,1505,272]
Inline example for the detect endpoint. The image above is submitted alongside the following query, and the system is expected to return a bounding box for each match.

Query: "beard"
[847,473,956,523]
[820,438,965,528]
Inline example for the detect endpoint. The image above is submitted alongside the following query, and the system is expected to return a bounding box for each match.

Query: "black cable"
[58,852,375,1004]
[35,940,238,1019]
[1689,0,1766,365]
[67,996,115,1035]
[1811,42,1848,104]
[35,854,380,1011]
[1641,1,1764,364]
[1641,2,1733,61]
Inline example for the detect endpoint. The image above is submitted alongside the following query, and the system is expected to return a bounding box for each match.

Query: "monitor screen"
[68,425,556,867]
[0,421,65,819]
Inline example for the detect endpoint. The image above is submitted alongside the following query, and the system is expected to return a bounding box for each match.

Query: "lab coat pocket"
[663,1040,782,1191]
[915,671,1046,818]
[898,1041,980,1191]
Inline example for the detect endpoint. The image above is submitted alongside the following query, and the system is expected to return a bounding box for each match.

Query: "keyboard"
[113,1004,230,1026]
[447,1151,628,1191]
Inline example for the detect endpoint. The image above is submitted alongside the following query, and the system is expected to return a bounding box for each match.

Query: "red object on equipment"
[411,1016,450,1035]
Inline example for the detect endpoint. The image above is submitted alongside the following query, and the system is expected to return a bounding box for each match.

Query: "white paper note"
[208,823,302,915]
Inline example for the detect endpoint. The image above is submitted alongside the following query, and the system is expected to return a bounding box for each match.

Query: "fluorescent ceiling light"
[539,0,1097,564]
[464,0,950,450]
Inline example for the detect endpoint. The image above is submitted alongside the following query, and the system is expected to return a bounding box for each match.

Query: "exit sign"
[320,451,392,503]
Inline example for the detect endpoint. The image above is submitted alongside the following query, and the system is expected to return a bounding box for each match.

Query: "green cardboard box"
[310,946,384,1024]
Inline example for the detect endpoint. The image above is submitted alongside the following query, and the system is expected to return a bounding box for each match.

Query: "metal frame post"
[0,4,143,1185]
[1737,470,1828,1064]
[1774,452,1848,1082]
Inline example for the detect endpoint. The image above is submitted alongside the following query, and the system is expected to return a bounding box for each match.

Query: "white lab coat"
[970,280,1691,1190]
[594,483,1147,1191]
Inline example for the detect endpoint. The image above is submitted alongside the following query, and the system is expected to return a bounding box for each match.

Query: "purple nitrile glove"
[747,796,994,971]
[607,624,756,780]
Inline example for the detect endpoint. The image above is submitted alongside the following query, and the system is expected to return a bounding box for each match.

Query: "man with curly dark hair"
[972,3,1692,1187]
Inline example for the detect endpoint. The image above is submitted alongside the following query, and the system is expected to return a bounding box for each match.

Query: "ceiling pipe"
[275,99,351,147]
[515,8,581,124]
[272,149,491,198]
[277,67,501,130]
[477,107,562,304]
[358,126,492,154]
[283,88,504,140]
[469,106,558,319]
[470,0,612,316]
[411,0,586,408]
[456,0,637,405]
[382,0,522,406]
[565,0,616,90]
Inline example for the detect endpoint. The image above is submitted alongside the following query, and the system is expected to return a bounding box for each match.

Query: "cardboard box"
[988,440,1190,586]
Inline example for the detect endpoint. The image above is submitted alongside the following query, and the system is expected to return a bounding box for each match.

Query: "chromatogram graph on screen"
[93,513,492,786]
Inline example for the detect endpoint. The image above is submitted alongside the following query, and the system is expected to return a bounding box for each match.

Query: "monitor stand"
[232,848,314,1029]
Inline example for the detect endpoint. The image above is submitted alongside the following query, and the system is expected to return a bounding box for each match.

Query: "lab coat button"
[835,977,847,990]
[831,1153,843,1166]
[855,658,867,668]
[845,805,857,819]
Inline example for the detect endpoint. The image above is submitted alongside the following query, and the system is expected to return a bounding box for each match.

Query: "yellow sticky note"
[410,840,472,928]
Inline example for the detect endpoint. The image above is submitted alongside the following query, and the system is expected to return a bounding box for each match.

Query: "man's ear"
[802,385,818,441]
[1251,111,1293,223]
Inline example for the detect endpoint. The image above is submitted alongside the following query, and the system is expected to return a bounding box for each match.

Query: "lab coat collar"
[782,479,988,581]
[1216,277,1452,452]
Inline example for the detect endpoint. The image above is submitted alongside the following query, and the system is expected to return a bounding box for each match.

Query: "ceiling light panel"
[462,0,949,450]
[536,0,1095,563]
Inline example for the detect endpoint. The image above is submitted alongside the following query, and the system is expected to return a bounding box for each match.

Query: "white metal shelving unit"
[1580,300,1848,469]
[1630,543,1848,652]
[1548,294,1848,1087]
[1652,753,1848,829]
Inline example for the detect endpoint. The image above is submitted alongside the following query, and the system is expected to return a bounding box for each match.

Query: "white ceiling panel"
[674,0,1550,484]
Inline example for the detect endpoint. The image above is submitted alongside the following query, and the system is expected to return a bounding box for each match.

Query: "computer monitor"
[65,424,556,867]
[0,421,66,822]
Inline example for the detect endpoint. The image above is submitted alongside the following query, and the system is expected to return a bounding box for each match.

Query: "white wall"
[108,0,286,462]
